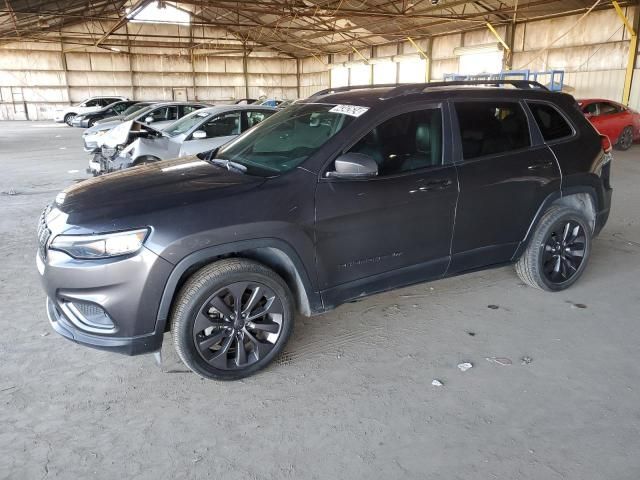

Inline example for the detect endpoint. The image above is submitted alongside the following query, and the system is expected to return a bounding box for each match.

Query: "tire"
[515,206,592,291]
[171,258,294,380]
[88,118,96,127]
[64,113,76,126]
[615,126,634,151]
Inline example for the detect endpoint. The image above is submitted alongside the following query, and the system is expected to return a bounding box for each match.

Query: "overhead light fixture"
[454,43,503,56]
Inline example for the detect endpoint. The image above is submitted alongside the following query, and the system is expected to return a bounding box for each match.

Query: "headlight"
[50,229,149,259]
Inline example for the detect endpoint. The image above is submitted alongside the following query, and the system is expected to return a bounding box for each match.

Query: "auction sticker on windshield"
[329,104,369,117]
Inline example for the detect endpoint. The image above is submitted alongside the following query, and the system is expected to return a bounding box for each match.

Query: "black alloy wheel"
[172,259,294,380]
[541,220,586,286]
[193,281,284,370]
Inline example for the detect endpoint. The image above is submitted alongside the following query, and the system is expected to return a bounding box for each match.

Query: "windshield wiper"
[209,158,247,173]
[198,148,246,173]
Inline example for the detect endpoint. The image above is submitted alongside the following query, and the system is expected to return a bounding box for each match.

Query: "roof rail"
[311,83,398,98]
[311,79,549,99]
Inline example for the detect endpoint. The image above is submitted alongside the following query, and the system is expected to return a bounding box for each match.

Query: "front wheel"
[515,207,592,291]
[616,126,634,151]
[171,259,294,380]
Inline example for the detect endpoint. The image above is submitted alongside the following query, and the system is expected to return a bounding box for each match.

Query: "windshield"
[164,110,211,137]
[124,105,153,121]
[121,103,150,117]
[211,103,358,176]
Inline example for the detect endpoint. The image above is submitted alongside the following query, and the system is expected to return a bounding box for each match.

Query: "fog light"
[61,300,116,333]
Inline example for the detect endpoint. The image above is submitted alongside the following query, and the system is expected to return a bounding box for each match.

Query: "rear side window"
[528,102,573,142]
[455,101,530,160]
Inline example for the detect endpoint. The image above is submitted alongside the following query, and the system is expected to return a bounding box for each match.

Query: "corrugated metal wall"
[1,6,639,120]
[0,22,298,120]
[300,6,640,108]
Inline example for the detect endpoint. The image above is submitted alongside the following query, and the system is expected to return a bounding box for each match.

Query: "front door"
[180,111,242,157]
[314,105,458,306]
[449,99,561,273]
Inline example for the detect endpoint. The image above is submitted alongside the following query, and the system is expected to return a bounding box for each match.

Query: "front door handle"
[528,161,554,171]
[419,178,453,191]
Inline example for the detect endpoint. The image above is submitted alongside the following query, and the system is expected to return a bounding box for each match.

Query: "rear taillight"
[600,134,612,154]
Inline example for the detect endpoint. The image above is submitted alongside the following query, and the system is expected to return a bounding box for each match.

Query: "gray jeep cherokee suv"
[37,81,612,380]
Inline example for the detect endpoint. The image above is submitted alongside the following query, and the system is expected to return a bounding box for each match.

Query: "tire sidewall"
[64,113,76,126]
[173,266,294,380]
[536,211,591,291]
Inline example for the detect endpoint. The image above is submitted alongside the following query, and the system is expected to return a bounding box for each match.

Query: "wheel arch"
[513,187,598,261]
[155,239,322,333]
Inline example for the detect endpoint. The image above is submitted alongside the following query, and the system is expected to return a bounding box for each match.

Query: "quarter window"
[347,108,443,176]
[528,102,573,142]
[455,102,530,160]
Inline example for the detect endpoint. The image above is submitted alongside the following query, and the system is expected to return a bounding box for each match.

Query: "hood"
[99,120,134,148]
[95,115,122,125]
[54,156,266,222]
[86,120,120,134]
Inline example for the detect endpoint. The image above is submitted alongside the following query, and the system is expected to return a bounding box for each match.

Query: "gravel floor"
[1,121,639,480]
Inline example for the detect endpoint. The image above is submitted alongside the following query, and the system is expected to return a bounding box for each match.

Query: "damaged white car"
[88,105,276,175]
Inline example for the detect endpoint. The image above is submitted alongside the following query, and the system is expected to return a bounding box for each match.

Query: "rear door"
[449,99,560,273]
[314,103,458,305]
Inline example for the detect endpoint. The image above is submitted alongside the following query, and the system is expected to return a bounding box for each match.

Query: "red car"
[578,98,640,150]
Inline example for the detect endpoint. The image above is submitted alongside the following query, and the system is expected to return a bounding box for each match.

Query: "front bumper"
[72,117,90,128]
[37,244,174,356]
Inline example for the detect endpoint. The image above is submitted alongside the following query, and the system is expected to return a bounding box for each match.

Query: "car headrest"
[416,123,431,153]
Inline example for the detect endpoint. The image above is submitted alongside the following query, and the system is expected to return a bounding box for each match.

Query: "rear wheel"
[171,259,294,380]
[616,126,634,151]
[515,207,591,291]
[64,113,76,126]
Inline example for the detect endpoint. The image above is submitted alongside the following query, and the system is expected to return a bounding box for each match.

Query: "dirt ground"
[1,121,639,480]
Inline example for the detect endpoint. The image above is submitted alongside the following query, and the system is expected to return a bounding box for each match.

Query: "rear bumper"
[594,186,612,236]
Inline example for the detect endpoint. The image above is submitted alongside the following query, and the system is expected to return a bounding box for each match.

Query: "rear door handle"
[528,161,554,171]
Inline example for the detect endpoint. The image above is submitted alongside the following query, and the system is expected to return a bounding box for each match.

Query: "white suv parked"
[54,96,128,125]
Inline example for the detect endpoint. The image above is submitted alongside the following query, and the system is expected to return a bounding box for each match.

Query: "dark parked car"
[71,100,145,128]
[37,81,612,380]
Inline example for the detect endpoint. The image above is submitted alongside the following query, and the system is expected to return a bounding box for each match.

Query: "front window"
[347,107,443,175]
[200,112,241,137]
[164,110,211,137]
[211,103,358,176]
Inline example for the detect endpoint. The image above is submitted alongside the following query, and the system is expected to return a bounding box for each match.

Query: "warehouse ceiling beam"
[95,0,149,47]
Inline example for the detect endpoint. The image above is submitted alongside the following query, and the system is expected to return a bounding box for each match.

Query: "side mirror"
[145,116,154,123]
[192,130,207,139]
[326,152,378,179]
